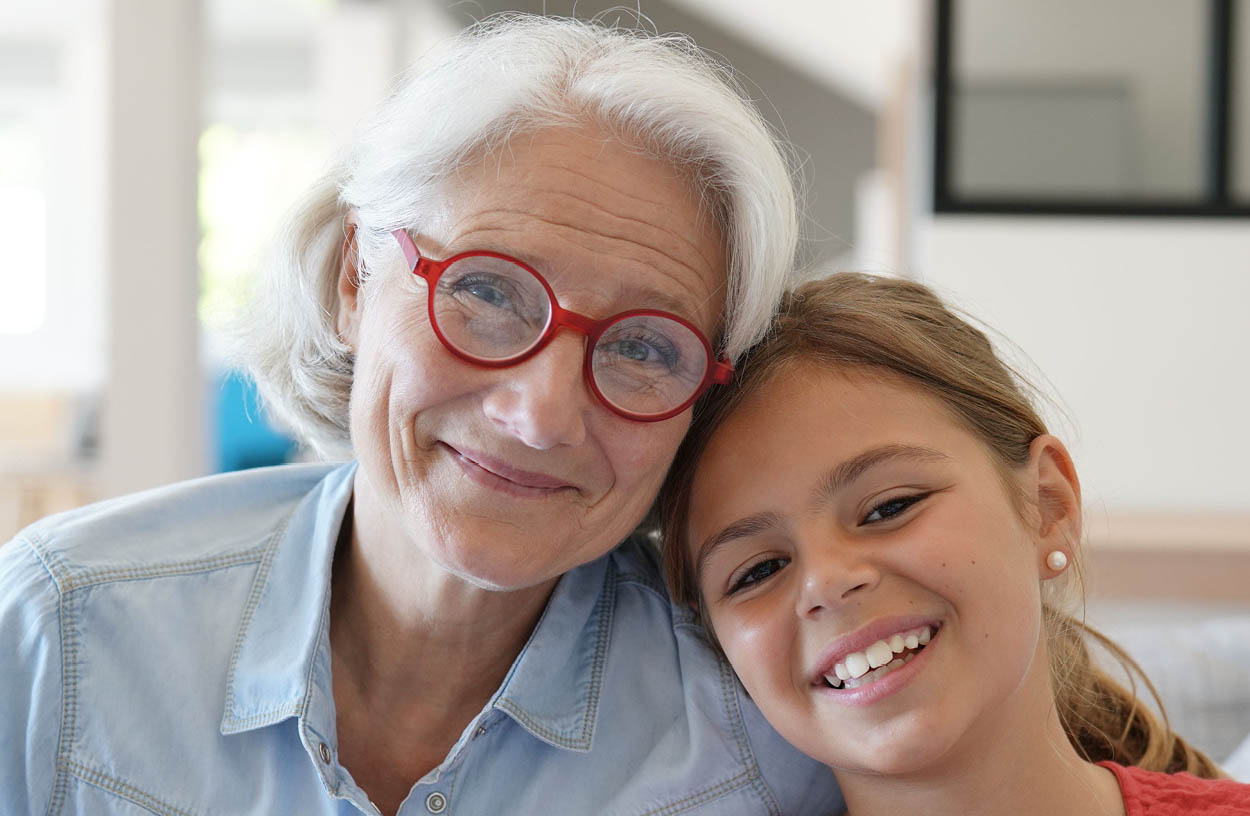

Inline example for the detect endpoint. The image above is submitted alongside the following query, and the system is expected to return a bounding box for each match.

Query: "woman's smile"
[441,441,579,498]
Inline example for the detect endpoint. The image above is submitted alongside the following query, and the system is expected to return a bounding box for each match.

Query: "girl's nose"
[794,536,882,619]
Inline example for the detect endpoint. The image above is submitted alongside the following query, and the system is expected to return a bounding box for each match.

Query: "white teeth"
[824,625,937,690]
[824,674,842,688]
[845,652,870,679]
[842,656,908,689]
[866,640,894,669]
[872,658,904,681]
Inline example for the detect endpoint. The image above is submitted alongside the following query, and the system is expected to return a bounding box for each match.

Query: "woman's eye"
[444,271,525,312]
[597,331,681,370]
[462,280,510,308]
[728,557,789,594]
[861,493,928,525]
[614,338,658,363]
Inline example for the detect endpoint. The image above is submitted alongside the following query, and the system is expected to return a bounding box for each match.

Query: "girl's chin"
[806,719,964,780]
[832,746,950,779]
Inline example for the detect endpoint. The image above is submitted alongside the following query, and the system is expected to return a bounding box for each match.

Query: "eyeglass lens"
[433,256,710,416]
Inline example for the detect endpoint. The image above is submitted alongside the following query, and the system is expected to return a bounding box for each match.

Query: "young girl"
[657,273,1250,815]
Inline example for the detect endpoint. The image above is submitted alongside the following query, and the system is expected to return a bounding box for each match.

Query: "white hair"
[237,14,799,459]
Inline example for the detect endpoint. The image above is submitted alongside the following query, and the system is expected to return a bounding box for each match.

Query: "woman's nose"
[794,537,881,619]
[482,332,590,449]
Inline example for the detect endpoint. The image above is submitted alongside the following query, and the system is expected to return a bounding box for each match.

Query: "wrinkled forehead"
[423,125,729,330]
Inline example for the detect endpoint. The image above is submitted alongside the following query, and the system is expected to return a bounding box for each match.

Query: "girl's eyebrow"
[695,511,785,582]
[694,444,950,582]
[814,444,950,505]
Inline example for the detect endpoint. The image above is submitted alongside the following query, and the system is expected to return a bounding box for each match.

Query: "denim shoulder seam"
[63,759,199,816]
[49,573,76,816]
[716,658,781,816]
[635,768,758,816]
[19,529,269,593]
[613,568,668,602]
[15,536,70,816]
[21,533,70,595]
[68,547,268,592]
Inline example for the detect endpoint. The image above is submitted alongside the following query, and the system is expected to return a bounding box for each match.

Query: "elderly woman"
[0,16,842,816]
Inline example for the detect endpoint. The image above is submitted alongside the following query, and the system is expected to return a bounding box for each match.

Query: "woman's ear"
[1025,434,1082,574]
[336,215,363,349]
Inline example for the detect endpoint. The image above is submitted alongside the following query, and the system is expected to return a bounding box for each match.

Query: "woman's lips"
[443,443,575,495]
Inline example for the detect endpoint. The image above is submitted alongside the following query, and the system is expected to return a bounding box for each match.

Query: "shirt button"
[318,742,331,764]
[425,791,447,813]
[474,725,486,738]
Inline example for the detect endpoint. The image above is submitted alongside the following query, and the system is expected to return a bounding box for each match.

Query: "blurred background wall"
[1,0,1247,597]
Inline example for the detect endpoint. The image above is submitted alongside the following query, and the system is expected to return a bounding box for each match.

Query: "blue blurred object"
[215,370,297,472]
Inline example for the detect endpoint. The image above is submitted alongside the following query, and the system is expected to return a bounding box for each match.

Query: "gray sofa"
[1093,605,1250,781]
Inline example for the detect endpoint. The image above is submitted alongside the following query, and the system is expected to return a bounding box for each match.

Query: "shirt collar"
[219,458,615,754]
[220,461,356,735]
[491,550,613,753]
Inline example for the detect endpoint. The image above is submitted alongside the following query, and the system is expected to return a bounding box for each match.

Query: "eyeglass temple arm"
[391,229,419,272]
[711,358,734,385]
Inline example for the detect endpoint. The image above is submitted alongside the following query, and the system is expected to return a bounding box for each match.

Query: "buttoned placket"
[396,706,507,815]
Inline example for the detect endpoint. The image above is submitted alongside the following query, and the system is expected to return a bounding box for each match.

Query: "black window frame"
[933,0,1250,217]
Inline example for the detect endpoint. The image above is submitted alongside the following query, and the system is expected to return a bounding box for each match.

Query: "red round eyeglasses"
[391,229,733,422]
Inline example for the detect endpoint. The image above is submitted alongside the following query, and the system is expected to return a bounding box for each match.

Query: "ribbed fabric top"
[1097,761,1250,815]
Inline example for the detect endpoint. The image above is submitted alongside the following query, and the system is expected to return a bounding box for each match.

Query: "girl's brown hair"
[657,272,1223,778]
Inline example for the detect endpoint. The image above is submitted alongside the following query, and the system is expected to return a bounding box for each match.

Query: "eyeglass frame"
[390,228,734,422]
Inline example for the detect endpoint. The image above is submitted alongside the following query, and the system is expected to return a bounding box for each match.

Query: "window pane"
[1234,0,1250,201]
[952,0,1208,201]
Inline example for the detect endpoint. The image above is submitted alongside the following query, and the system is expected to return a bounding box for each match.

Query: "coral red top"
[1097,762,1250,814]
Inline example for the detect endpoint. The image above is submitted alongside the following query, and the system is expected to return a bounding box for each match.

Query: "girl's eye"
[861,493,929,525]
[727,557,789,595]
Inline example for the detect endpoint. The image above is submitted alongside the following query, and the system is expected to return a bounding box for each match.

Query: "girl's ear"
[336,214,363,349]
[1026,434,1082,573]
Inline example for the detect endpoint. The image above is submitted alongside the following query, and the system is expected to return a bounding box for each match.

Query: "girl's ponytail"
[1047,607,1225,778]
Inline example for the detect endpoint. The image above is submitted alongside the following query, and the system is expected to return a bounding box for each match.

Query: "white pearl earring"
[1046,550,1068,572]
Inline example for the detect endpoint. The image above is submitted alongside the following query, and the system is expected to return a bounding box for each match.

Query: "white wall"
[666,0,917,110]
[916,217,1250,517]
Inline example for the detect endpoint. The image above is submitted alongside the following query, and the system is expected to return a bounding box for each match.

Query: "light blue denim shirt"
[1,462,842,815]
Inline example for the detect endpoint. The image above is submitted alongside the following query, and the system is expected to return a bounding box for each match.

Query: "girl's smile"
[810,619,941,705]
[685,363,1065,776]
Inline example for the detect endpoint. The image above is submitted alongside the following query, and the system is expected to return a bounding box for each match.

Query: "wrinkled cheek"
[603,427,685,508]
